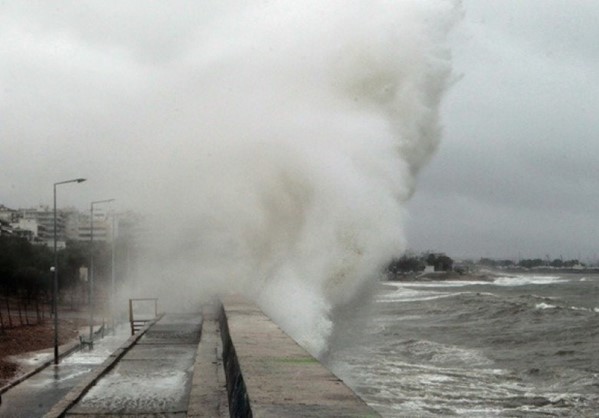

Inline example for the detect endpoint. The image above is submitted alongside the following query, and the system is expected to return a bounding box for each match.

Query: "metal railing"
[128,298,158,335]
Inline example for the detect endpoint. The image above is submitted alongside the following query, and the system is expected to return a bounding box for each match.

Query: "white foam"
[569,305,596,312]
[80,370,188,410]
[398,281,491,288]
[377,287,443,303]
[535,302,557,310]
[493,275,566,286]
[406,340,494,367]
[334,351,528,417]
[377,288,470,303]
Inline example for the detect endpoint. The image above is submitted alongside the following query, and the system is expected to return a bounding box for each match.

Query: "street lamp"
[89,198,114,345]
[53,177,86,365]
[110,210,118,334]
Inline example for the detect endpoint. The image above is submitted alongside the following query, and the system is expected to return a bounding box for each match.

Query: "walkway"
[2,298,379,417]
[0,327,129,418]
[65,313,202,416]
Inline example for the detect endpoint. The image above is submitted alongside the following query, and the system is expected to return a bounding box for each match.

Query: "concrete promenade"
[46,313,202,417]
[3,296,380,417]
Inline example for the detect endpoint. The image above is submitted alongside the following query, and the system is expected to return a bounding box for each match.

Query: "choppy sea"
[325,273,599,417]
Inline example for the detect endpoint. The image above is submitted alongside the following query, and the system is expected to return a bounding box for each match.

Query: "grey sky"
[406,0,599,261]
[1,1,598,262]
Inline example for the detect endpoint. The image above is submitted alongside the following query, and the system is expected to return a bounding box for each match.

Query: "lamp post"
[89,199,114,345]
[53,178,86,365]
[110,211,117,334]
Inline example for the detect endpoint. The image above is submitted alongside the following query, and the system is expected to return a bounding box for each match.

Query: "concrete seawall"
[218,295,380,417]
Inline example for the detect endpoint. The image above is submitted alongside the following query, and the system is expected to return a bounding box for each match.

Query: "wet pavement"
[0,326,130,418]
[66,313,202,416]
[1,302,375,417]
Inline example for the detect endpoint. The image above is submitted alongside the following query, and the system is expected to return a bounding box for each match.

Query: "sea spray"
[121,0,461,356]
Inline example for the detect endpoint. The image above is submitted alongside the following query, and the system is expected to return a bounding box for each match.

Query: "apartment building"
[1,204,143,250]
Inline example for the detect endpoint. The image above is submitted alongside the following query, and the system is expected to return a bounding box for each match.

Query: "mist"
[117,0,460,355]
[3,0,460,355]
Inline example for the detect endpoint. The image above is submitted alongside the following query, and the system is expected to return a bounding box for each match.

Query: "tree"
[518,258,545,269]
[13,266,47,299]
[0,236,52,295]
[425,253,454,271]
[386,251,455,278]
[479,258,497,267]
[563,259,583,268]
[59,240,88,290]
[387,254,425,275]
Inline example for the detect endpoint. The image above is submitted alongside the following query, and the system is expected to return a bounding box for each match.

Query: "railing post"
[129,298,159,335]
[129,299,134,336]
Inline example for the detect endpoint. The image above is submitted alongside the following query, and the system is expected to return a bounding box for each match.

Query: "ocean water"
[326,273,599,417]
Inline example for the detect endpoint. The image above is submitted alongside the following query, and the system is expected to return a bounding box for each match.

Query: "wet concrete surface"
[221,296,381,417]
[0,326,130,418]
[3,302,377,417]
[187,305,229,417]
[66,313,202,416]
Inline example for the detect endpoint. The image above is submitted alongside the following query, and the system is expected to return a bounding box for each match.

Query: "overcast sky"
[406,0,599,261]
[1,1,598,262]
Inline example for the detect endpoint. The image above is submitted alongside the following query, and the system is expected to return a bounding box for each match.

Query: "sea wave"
[535,302,557,310]
[337,274,599,417]
[377,288,461,303]
[493,275,566,286]
[386,274,568,289]
[395,281,492,288]
[534,302,599,313]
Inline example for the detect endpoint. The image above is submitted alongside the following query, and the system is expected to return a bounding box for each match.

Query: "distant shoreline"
[388,271,497,282]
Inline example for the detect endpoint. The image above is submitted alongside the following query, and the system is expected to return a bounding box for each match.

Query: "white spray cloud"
[123,0,461,355]
[2,0,460,355]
